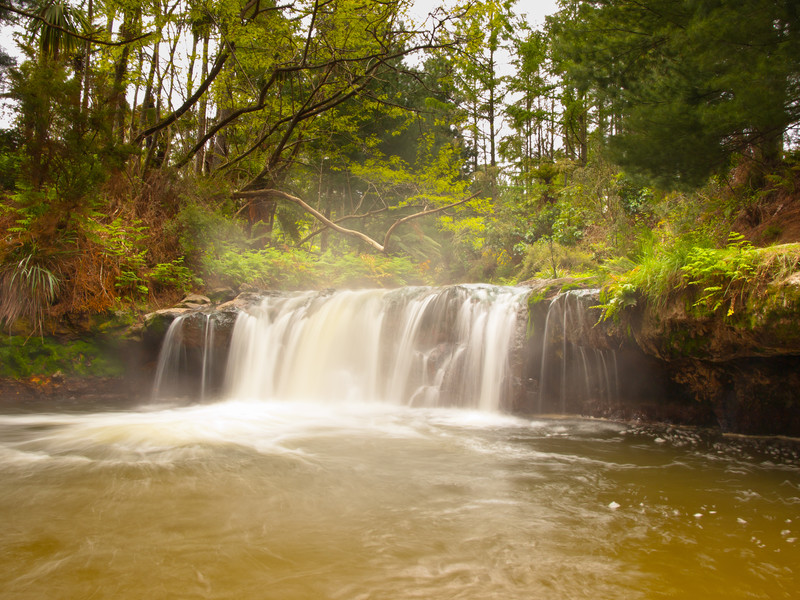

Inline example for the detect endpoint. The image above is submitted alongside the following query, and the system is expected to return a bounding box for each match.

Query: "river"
[1,400,797,599]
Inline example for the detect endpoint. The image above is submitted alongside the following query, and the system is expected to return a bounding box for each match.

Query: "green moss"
[527,291,546,307]
[664,328,710,359]
[0,335,126,378]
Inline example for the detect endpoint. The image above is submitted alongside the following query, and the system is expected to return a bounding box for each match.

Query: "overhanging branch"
[234,189,480,254]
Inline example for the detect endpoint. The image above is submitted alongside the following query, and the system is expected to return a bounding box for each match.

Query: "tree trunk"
[195,33,209,175]
[111,8,141,143]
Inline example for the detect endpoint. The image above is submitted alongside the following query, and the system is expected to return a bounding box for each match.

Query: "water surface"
[1,400,797,599]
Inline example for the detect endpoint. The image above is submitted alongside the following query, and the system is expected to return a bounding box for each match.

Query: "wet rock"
[175,294,212,309]
[207,287,237,303]
[142,308,194,339]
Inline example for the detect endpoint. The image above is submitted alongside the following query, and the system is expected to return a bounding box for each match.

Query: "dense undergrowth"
[511,152,800,324]
[1,137,799,338]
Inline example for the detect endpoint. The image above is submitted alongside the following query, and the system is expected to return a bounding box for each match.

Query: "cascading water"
[151,314,187,400]
[200,313,215,401]
[537,290,619,414]
[150,285,623,414]
[152,311,221,401]
[223,285,529,410]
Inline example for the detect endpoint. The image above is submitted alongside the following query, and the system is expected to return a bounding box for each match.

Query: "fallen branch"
[297,207,390,247]
[234,189,479,254]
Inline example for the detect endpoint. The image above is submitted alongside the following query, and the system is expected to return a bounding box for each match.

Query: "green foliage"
[28,1,88,60]
[173,203,250,260]
[84,217,149,299]
[0,336,125,378]
[551,0,800,188]
[202,246,316,290]
[597,232,711,320]
[149,258,200,294]
[597,232,800,321]
[680,233,759,313]
[315,252,430,288]
[203,245,431,291]
[516,239,597,280]
[0,130,21,190]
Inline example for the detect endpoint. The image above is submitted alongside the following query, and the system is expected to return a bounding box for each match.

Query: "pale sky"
[409,0,559,28]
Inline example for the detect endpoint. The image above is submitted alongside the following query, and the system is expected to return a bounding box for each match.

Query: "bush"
[598,232,800,321]
[516,239,598,281]
[0,247,60,335]
[202,246,316,290]
[202,246,432,291]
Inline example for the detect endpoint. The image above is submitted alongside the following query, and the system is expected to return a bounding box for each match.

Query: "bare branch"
[235,189,480,254]
[235,189,386,252]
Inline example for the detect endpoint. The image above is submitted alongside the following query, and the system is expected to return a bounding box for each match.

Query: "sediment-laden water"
[1,401,797,599]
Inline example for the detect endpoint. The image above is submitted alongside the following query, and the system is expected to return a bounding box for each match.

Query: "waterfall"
[536,291,619,414]
[152,312,220,401]
[150,285,620,414]
[151,315,187,400]
[200,313,215,401]
[223,285,529,410]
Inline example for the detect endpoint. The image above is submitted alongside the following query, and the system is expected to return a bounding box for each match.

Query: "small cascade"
[151,312,222,401]
[151,315,188,400]
[223,285,529,410]
[200,314,216,401]
[536,291,619,414]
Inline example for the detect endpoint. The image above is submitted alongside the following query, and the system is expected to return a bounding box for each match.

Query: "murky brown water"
[1,401,798,599]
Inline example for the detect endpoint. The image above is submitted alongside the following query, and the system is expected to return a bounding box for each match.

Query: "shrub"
[516,239,598,281]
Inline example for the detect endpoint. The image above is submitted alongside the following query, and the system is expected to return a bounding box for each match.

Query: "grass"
[597,233,800,321]
[0,250,60,336]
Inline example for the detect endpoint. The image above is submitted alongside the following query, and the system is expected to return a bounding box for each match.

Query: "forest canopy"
[0,0,798,332]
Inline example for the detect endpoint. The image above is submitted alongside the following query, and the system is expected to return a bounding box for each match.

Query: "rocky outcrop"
[629,273,800,361]
[599,274,800,436]
[517,279,800,436]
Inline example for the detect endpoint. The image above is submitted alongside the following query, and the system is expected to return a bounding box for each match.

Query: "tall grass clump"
[598,231,714,320]
[0,249,60,335]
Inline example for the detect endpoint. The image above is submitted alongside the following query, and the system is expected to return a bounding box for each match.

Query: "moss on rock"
[0,335,127,379]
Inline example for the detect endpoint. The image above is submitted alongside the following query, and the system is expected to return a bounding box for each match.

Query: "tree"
[551,0,800,188]
[449,0,514,186]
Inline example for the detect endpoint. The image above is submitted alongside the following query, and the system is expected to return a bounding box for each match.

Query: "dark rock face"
[518,281,800,436]
[608,279,800,436]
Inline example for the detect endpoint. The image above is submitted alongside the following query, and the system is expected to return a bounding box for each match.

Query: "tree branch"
[133,46,232,145]
[234,189,480,254]
[297,207,390,246]
[235,189,386,252]
[381,192,479,251]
